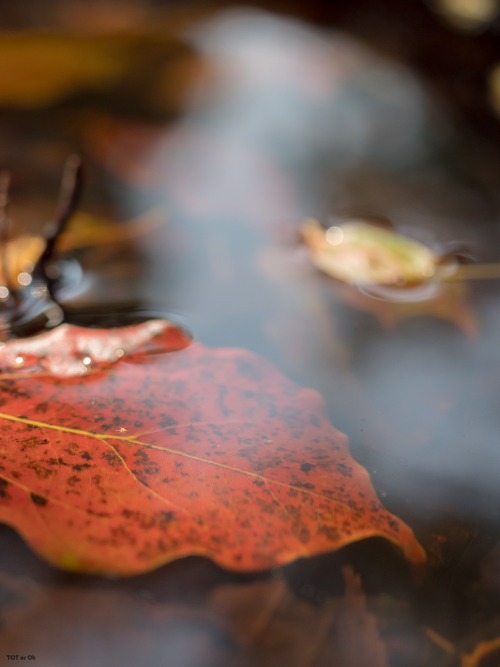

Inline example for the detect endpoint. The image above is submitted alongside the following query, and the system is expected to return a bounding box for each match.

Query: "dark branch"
[32,154,84,282]
[0,171,18,307]
[0,171,11,288]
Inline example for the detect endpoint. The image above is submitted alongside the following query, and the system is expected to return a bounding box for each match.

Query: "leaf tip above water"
[0,319,191,377]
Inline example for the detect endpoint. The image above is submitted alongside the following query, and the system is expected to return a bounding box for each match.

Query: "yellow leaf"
[57,207,164,251]
[0,236,45,286]
[0,208,163,288]
[302,218,438,287]
[0,33,129,107]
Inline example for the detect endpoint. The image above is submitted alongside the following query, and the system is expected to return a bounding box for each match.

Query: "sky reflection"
[124,7,500,530]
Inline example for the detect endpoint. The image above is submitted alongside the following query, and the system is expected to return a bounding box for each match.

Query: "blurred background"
[0,1,500,665]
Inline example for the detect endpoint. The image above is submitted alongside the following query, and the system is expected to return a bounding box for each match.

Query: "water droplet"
[325,226,344,246]
[15,356,24,366]
[82,356,92,366]
[17,272,32,286]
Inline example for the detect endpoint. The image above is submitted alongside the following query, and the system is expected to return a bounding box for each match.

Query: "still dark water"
[0,3,500,666]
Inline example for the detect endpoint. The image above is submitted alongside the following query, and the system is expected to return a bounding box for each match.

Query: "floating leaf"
[301,218,480,334]
[302,218,439,287]
[0,321,424,575]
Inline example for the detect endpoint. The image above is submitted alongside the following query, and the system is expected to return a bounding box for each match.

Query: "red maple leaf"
[0,321,424,575]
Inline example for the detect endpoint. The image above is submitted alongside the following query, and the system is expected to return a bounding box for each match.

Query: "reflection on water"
[138,8,455,227]
[128,6,500,550]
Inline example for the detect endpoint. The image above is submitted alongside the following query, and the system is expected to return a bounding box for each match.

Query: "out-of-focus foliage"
[0,34,128,107]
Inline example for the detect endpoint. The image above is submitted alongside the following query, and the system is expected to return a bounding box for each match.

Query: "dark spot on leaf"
[236,359,263,382]
[293,481,315,491]
[336,463,352,478]
[217,385,234,417]
[0,479,9,498]
[309,414,321,427]
[388,519,400,532]
[318,525,340,541]
[30,493,47,506]
[158,511,175,528]
[47,457,70,466]
[72,463,91,472]
[28,462,55,479]
[102,451,122,468]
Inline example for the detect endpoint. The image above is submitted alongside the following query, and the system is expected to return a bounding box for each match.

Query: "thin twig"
[0,171,11,290]
[443,262,500,281]
[424,626,456,656]
[462,636,500,667]
[33,154,84,282]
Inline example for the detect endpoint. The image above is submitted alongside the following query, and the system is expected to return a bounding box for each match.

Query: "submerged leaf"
[336,566,390,667]
[334,278,478,336]
[0,322,424,575]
